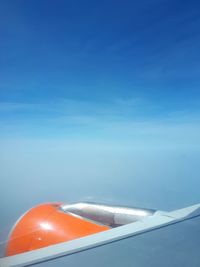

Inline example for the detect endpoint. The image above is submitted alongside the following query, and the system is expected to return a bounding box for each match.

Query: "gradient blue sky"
[0,0,200,250]
[0,0,200,139]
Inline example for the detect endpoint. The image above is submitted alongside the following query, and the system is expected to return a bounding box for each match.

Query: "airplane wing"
[0,203,200,267]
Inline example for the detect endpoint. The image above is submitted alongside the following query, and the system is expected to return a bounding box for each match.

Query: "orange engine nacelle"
[6,203,109,256]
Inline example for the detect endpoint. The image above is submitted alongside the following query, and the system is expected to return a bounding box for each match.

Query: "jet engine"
[6,202,155,256]
[6,202,109,256]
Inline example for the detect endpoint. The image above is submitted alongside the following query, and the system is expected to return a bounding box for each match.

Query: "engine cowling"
[6,203,109,256]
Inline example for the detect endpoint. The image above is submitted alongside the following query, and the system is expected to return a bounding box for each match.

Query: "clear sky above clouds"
[0,0,200,249]
[1,0,200,128]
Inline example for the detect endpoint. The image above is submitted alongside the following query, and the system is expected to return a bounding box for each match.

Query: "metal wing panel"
[26,215,200,267]
[1,203,200,267]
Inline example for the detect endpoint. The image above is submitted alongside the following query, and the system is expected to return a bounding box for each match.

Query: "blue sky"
[0,0,200,251]
[1,0,200,127]
[0,0,200,144]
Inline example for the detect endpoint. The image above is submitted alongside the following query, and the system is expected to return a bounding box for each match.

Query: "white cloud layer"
[0,98,200,149]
